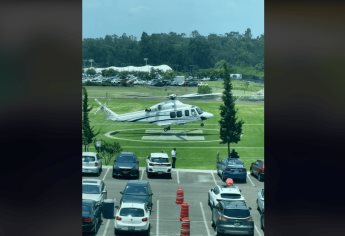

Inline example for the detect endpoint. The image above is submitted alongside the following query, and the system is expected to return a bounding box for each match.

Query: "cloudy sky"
[83,0,264,39]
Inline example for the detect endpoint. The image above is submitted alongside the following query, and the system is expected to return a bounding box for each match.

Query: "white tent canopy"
[92,64,173,73]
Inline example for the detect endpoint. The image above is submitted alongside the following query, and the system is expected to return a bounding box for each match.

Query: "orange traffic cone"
[176,186,184,204]
[180,217,190,236]
[180,202,189,221]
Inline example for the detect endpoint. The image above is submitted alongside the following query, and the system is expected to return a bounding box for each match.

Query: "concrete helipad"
[142,129,205,141]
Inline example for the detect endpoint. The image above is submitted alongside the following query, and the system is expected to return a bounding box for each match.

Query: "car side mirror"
[150,193,153,196]
[249,207,252,210]
[102,190,107,194]
[120,191,123,194]
[210,189,213,192]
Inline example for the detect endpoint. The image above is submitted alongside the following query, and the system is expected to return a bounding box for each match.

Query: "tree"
[219,64,244,157]
[96,140,122,165]
[82,87,98,151]
[86,68,96,76]
[197,84,212,94]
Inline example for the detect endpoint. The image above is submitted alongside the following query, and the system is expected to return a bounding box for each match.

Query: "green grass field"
[84,82,264,170]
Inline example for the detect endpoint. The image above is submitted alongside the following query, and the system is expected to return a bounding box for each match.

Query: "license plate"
[158,171,163,174]
[128,226,135,230]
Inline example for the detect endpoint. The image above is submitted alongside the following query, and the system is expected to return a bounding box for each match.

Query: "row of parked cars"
[82,151,172,235]
[82,151,264,235]
[208,181,264,235]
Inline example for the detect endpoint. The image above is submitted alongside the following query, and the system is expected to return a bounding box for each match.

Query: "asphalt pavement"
[83,167,264,236]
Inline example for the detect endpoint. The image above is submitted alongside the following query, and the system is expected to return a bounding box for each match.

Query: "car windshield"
[82,204,91,215]
[83,185,101,194]
[117,156,135,163]
[151,157,169,163]
[224,209,250,218]
[83,156,95,162]
[124,185,148,195]
[227,159,243,165]
[220,194,242,199]
[120,208,144,217]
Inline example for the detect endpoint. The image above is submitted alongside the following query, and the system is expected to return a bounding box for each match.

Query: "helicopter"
[94,94,214,132]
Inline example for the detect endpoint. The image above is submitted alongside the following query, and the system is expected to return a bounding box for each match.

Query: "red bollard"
[180,202,189,221]
[180,217,190,236]
[176,186,184,204]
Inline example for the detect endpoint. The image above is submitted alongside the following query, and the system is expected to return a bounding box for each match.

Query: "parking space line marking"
[211,172,217,186]
[156,200,159,236]
[255,224,263,236]
[140,169,144,180]
[199,201,211,236]
[247,173,256,187]
[176,170,180,184]
[102,168,110,181]
[102,219,110,236]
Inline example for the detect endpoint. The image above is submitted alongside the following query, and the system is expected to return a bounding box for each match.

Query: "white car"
[146,153,172,178]
[208,184,245,208]
[114,202,150,235]
[82,179,107,205]
[82,152,102,175]
[257,188,264,213]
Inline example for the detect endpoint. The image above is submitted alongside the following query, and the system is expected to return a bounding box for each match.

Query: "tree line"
[83,29,264,74]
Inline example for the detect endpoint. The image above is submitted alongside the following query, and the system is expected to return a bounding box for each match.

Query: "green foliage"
[197,85,212,94]
[96,140,122,165]
[86,68,96,75]
[82,30,263,73]
[219,64,244,157]
[82,87,98,151]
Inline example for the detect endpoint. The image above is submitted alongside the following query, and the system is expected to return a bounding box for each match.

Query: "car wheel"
[147,172,151,178]
[221,173,226,181]
[114,229,119,235]
[258,174,263,181]
[211,219,215,228]
[257,200,260,211]
[93,219,98,234]
[168,173,172,179]
[250,167,253,176]
[261,214,264,230]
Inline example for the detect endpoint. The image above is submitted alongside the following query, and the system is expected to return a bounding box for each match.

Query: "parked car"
[82,179,107,205]
[250,160,264,181]
[120,180,153,210]
[217,158,247,182]
[208,184,245,208]
[114,202,150,235]
[112,152,139,178]
[260,209,264,230]
[146,152,172,178]
[212,200,254,236]
[82,152,102,176]
[82,199,102,234]
[257,188,264,213]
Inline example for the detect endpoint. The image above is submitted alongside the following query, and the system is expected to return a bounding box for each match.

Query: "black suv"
[212,200,254,236]
[82,199,102,234]
[120,180,153,210]
[113,152,139,178]
[217,158,247,182]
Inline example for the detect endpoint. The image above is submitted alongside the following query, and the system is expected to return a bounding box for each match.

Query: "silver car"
[257,188,264,213]
[82,179,107,205]
[82,152,102,175]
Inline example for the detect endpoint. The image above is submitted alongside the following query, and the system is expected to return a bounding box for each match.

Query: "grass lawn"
[84,83,264,170]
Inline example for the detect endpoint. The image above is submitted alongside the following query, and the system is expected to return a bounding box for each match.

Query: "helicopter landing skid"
[163,126,171,132]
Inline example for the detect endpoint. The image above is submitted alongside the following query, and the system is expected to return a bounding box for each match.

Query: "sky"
[82,0,264,39]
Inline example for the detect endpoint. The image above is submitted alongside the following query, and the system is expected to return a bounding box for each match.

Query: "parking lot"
[83,167,264,236]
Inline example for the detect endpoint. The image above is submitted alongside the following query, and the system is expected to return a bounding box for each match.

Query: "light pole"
[144,58,149,73]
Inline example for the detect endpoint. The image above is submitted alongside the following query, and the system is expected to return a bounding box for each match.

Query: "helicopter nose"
[201,112,214,120]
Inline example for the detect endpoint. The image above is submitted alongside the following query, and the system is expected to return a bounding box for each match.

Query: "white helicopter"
[94,94,214,132]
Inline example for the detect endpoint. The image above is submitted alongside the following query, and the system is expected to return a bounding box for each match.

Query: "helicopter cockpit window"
[191,109,197,116]
[170,112,176,118]
[196,107,203,115]
[177,111,182,117]
[185,110,190,116]
[158,105,162,110]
